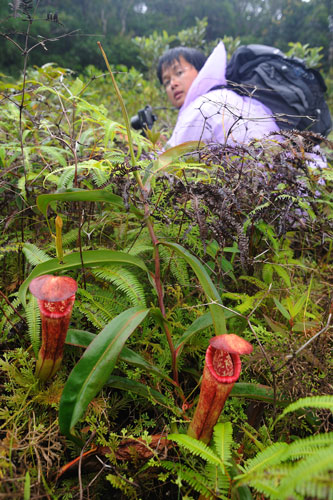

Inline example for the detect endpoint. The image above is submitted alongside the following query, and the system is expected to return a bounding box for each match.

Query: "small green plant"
[164,396,333,500]
[286,42,324,68]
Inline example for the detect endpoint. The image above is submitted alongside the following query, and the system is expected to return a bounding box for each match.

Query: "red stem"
[145,204,180,387]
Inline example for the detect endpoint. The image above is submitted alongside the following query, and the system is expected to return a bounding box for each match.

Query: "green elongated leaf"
[262,263,274,285]
[19,250,148,306]
[65,329,96,347]
[160,241,226,335]
[59,307,150,440]
[290,293,307,318]
[65,329,174,384]
[36,189,143,218]
[230,383,287,406]
[106,375,182,414]
[24,471,31,500]
[273,297,291,321]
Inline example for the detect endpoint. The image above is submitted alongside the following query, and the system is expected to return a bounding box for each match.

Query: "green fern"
[240,442,289,478]
[56,166,77,189]
[286,432,333,459]
[77,301,106,330]
[77,288,113,326]
[161,461,218,499]
[93,265,146,306]
[26,295,41,357]
[277,446,333,499]
[159,245,190,287]
[90,165,110,187]
[276,395,333,423]
[212,422,233,465]
[166,424,235,498]
[22,243,51,265]
[60,228,80,248]
[124,242,153,256]
[204,463,230,498]
[168,433,224,467]
[296,473,333,500]
[234,396,333,500]
[0,293,22,341]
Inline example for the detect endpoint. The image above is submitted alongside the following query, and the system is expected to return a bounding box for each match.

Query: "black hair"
[157,47,207,84]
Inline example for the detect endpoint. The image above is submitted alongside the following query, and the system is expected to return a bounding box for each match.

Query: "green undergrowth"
[0,16,332,498]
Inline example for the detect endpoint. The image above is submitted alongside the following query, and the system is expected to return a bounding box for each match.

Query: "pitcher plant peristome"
[188,334,253,443]
[29,275,78,381]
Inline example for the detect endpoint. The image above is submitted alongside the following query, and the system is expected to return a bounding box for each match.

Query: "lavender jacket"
[167,42,280,148]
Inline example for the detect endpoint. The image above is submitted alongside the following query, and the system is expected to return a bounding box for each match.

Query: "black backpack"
[226,44,332,137]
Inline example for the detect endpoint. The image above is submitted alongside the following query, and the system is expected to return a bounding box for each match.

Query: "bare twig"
[276,312,332,373]
[78,432,96,500]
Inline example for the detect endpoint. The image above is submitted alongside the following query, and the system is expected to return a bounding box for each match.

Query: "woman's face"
[161,56,199,108]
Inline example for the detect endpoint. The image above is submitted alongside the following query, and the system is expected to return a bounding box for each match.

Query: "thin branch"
[276,312,332,373]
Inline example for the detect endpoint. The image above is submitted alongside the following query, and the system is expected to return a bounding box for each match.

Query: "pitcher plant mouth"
[187,334,252,443]
[29,275,78,382]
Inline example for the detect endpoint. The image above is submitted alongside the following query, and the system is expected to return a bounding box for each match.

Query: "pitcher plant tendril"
[188,334,253,443]
[29,275,78,382]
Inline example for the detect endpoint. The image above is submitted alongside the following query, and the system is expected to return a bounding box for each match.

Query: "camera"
[130,105,157,134]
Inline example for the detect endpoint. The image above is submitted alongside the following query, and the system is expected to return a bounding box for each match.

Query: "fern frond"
[296,472,333,500]
[0,293,21,340]
[61,228,80,248]
[56,166,76,189]
[277,395,333,422]
[26,295,41,357]
[212,422,233,465]
[286,432,333,460]
[159,246,189,286]
[90,166,110,187]
[161,461,218,499]
[241,443,289,478]
[239,462,292,499]
[168,434,223,467]
[204,462,230,497]
[23,243,51,265]
[124,243,153,256]
[77,288,113,325]
[93,266,146,306]
[247,477,280,499]
[277,445,333,498]
[78,302,105,329]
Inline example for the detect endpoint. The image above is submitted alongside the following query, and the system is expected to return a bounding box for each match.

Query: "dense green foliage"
[0,0,332,74]
[0,7,332,500]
